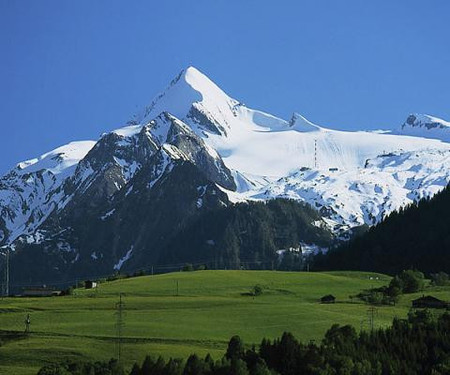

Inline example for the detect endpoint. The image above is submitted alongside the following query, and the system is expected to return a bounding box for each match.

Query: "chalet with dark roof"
[412,295,449,309]
[320,294,336,304]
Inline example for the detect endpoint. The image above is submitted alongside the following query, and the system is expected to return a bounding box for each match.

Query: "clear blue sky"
[1,0,449,174]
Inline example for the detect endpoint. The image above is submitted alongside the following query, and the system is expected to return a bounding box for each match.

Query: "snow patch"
[101,209,115,220]
[71,253,80,263]
[114,246,133,270]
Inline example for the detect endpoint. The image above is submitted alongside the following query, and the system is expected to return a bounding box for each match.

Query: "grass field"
[1,270,449,374]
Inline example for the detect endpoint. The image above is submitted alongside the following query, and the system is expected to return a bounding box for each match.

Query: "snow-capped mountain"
[129,67,450,232]
[0,141,95,244]
[393,113,450,142]
[1,66,450,282]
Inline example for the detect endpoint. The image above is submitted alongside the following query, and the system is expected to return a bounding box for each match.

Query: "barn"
[85,280,98,289]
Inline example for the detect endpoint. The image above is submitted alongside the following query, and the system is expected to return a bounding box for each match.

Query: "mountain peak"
[288,112,321,132]
[169,66,210,90]
[183,65,206,81]
[137,66,236,126]
[402,113,450,130]
[396,113,450,142]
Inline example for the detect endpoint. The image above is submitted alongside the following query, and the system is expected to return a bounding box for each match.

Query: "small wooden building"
[23,287,61,297]
[412,295,448,309]
[321,294,336,304]
[85,280,97,289]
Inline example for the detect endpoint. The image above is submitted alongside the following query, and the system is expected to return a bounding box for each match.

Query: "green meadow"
[1,270,449,375]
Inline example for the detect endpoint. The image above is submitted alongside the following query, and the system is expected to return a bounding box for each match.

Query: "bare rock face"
[404,114,447,130]
[5,111,237,284]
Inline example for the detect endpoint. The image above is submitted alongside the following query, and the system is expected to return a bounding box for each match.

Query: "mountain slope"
[250,148,450,233]
[0,141,95,244]
[7,113,238,281]
[315,184,450,274]
[1,66,450,283]
[129,67,450,233]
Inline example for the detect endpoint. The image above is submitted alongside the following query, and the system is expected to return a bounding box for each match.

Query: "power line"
[115,293,125,362]
[368,306,377,333]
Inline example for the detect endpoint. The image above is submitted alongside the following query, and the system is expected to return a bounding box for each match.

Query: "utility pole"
[5,248,9,297]
[176,280,179,296]
[1,247,10,297]
[314,139,318,169]
[115,293,125,362]
[25,314,30,333]
[368,306,377,332]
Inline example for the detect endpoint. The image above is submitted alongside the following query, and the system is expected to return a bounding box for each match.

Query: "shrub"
[389,270,424,294]
[251,285,263,296]
[430,272,450,286]
[182,263,194,272]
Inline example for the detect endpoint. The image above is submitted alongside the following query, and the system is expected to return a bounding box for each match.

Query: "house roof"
[413,295,445,303]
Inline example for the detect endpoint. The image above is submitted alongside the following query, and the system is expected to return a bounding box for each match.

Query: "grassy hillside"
[0,270,449,375]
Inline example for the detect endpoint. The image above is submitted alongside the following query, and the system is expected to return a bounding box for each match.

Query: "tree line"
[38,310,450,375]
[315,184,450,275]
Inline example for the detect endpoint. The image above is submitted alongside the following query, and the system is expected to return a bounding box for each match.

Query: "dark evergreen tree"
[163,358,183,375]
[129,363,140,375]
[229,359,249,375]
[183,354,208,375]
[141,355,156,375]
[226,336,245,361]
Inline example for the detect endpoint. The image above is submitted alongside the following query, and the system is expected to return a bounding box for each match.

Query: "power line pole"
[314,139,318,169]
[5,248,9,297]
[368,306,377,332]
[115,293,125,362]
[1,247,9,297]
[25,313,30,333]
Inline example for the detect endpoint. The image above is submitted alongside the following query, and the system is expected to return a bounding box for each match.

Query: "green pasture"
[0,270,448,374]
